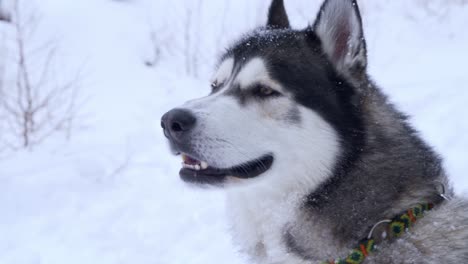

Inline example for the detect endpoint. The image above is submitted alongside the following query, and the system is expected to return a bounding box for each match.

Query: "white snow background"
[0,0,467,263]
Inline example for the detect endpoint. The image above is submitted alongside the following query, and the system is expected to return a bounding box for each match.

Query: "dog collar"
[321,203,434,264]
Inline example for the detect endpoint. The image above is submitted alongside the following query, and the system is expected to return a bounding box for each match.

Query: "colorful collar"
[321,203,434,264]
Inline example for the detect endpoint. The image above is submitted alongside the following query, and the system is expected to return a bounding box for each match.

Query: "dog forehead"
[213,29,302,79]
[235,58,270,88]
[213,56,272,89]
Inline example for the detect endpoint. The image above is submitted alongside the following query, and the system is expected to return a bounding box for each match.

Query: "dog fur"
[162,0,468,263]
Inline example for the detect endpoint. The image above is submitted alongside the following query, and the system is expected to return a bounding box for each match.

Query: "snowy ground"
[0,1,467,264]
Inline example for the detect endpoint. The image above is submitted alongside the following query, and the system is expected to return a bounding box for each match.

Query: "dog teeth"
[181,162,208,171]
[182,163,196,170]
[180,154,210,171]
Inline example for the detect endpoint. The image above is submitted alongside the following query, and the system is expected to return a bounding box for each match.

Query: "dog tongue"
[182,154,200,165]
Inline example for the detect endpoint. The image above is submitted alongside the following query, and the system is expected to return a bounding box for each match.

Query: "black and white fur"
[162,0,468,263]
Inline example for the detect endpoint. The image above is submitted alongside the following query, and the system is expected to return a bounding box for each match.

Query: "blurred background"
[0,0,467,263]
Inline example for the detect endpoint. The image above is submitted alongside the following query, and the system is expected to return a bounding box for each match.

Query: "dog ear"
[312,0,367,77]
[267,0,290,29]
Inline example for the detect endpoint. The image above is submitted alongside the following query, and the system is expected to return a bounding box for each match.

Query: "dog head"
[162,0,366,188]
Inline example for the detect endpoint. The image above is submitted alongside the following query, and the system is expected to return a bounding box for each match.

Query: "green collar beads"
[321,203,434,264]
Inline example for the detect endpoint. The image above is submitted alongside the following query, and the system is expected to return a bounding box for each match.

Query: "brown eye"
[255,85,281,98]
[260,86,274,95]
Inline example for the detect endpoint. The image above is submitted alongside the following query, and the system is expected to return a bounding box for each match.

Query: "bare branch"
[0,0,84,149]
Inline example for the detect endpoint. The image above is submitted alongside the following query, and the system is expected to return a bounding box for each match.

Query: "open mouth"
[179,154,274,185]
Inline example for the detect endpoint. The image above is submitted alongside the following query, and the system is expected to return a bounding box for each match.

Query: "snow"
[0,1,467,264]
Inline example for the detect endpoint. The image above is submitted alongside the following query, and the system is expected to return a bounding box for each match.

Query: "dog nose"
[161,109,197,140]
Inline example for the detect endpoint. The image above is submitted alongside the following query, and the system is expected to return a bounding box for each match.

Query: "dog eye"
[254,85,281,98]
[211,81,222,93]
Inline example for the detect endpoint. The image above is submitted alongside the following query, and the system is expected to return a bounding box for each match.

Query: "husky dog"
[161,0,468,263]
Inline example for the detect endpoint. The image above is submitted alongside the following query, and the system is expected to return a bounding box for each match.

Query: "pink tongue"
[184,155,200,165]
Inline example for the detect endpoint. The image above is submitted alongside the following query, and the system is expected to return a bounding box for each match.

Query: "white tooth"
[200,161,208,170]
[195,165,201,171]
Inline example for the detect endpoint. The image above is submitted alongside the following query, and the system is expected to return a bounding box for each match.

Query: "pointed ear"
[313,0,367,77]
[267,0,290,29]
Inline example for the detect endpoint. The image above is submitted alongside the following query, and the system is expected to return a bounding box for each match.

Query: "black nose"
[161,109,197,140]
